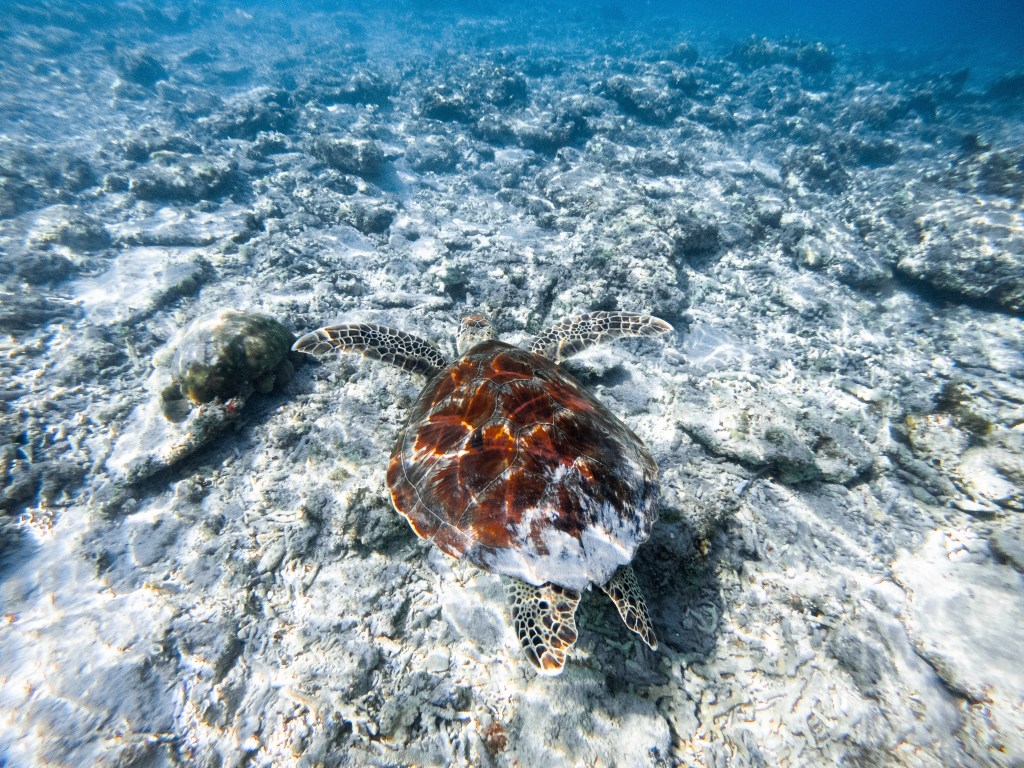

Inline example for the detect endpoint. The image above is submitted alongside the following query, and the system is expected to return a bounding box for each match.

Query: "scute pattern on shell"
[387,340,659,590]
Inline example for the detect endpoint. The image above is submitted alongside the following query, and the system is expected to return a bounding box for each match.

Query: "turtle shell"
[387,340,658,590]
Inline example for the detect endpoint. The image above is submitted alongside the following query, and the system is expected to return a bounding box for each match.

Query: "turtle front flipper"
[502,577,581,676]
[600,565,658,651]
[292,323,448,377]
[529,311,672,364]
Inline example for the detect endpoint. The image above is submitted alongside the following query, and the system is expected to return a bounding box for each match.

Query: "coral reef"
[0,3,1022,766]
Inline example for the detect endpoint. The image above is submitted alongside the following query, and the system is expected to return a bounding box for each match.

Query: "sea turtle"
[293,311,671,675]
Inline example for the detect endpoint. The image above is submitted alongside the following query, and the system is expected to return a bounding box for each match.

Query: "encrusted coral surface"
[0,3,1022,766]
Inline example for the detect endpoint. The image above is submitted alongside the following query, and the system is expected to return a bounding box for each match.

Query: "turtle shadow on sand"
[639,521,725,663]
[572,506,726,691]
[485,510,726,767]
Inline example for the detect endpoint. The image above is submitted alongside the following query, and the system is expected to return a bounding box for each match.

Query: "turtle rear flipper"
[600,565,658,650]
[292,323,448,377]
[503,577,580,676]
[530,311,672,364]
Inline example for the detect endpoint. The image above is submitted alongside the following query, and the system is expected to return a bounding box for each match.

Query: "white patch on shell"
[474,493,651,591]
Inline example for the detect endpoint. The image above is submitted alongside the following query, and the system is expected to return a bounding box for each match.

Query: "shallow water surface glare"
[0,0,1023,766]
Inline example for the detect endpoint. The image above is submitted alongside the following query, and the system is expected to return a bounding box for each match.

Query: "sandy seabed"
[1,2,1023,766]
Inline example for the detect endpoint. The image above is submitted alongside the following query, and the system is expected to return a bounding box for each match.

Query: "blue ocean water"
[287,0,1024,51]
[1,1,1023,766]
[642,0,1024,47]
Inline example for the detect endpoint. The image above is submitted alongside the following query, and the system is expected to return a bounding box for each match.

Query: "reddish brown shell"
[387,340,658,590]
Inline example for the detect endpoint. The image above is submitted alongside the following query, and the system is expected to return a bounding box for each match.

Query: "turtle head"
[457,315,495,354]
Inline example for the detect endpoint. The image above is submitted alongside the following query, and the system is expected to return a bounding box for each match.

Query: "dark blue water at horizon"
[290,0,1024,52]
